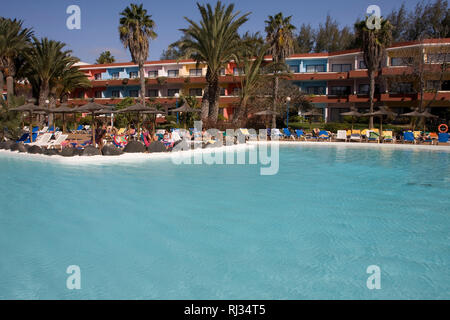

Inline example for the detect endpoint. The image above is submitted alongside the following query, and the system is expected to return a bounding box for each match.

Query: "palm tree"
[178,1,250,125]
[119,3,157,106]
[24,37,79,107]
[355,18,392,128]
[265,13,295,128]
[96,50,116,64]
[0,18,33,104]
[232,34,268,126]
[56,67,91,103]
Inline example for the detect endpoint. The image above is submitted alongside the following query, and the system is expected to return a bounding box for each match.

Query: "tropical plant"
[96,50,116,64]
[0,18,33,103]
[24,37,80,107]
[56,66,91,103]
[119,3,157,106]
[355,18,392,128]
[265,12,296,128]
[177,1,250,125]
[232,34,268,126]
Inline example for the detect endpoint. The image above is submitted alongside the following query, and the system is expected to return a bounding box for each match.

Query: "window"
[111,72,120,79]
[289,65,299,73]
[189,88,203,96]
[167,89,180,97]
[147,89,159,97]
[219,68,226,76]
[129,90,139,97]
[77,91,85,99]
[359,60,367,69]
[232,87,241,96]
[426,80,450,91]
[427,53,450,63]
[390,82,413,94]
[331,64,352,72]
[233,67,243,76]
[94,73,102,80]
[111,90,120,98]
[391,57,411,66]
[220,88,226,96]
[305,65,325,72]
[94,91,103,98]
[129,71,138,79]
[168,70,179,77]
[306,86,325,95]
[147,71,158,78]
[329,86,351,96]
[358,84,370,94]
[189,69,203,77]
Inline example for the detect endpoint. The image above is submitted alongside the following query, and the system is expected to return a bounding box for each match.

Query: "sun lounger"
[367,131,380,143]
[438,132,449,144]
[46,134,68,150]
[39,126,49,134]
[318,130,330,141]
[403,131,416,144]
[295,129,306,141]
[283,128,295,140]
[24,133,38,143]
[271,128,283,139]
[16,133,29,143]
[382,131,394,143]
[349,130,362,142]
[28,133,53,147]
[336,130,347,142]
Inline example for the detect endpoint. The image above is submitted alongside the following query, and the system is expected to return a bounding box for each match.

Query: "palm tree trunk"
[139,61,146,105]
[208,79,220,125]
[39,81,50,107]
[232,95,249,127]
[6,76,14,104]
[368,70,375,129]
[272,76,279,128]
[201,86,209,124]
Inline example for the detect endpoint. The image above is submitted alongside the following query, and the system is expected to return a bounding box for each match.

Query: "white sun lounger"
[336,130,347,142]
[28,133,53,147]
[46,134,68,150]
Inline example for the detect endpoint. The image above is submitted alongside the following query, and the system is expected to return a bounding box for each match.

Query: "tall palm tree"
[265,13,295,128]
[24,37,79,107]
[178,1,250,125]
[0,18,33,103]
[232,34,268,126]
[355,18,392,128]
[96,50,116,64]
[119,3,157,106]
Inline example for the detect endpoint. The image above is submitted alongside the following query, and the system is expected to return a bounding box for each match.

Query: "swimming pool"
[0,144,449,299]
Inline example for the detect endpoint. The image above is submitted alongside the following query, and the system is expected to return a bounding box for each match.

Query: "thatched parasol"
[10,102,50,142]
[401,108,438,131]
[48,103,77,133]
[364,106,397,133]
[75,100,106,145]
[340,108,364,131]
[117,103,158,136]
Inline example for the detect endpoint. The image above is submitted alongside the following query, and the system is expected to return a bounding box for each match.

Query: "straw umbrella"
[10,102,50,142]
[116,103,158,137]
[254,110,279,129]
[302,108,323,131]
[48,103,77,133]
[95,106,115,128]
[169,103,201,128]
[418,110,438,131]
[400,108,437,131]
[364,106,397,133]
[75,100,106,145]
[340,108,363,131]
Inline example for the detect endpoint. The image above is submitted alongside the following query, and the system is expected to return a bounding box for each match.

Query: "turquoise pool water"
[0,145,449,299]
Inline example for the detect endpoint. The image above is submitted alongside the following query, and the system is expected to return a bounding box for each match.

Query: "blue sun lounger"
[283,128,295,140]
[16,133,29,143]
[318,130,330,141]
[403,131,415,144]
[438,132,449,144]
[295,129,306,140]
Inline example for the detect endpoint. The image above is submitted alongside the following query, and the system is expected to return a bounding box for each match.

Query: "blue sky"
[2,0,424,63]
